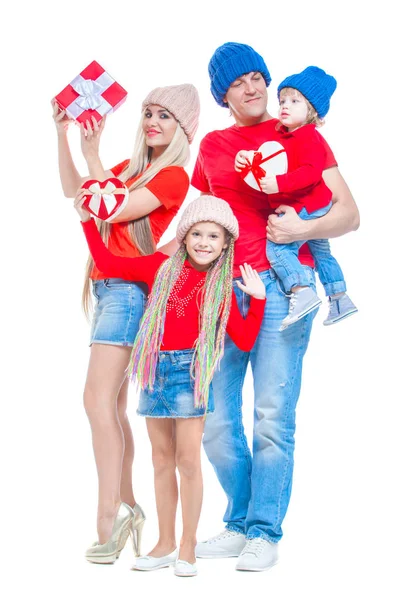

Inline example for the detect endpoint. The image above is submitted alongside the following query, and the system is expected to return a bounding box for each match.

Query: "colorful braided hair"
[127,232,235,410]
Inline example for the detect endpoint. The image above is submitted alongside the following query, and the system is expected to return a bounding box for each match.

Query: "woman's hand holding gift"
[74,189,92,223]
[80,115,106,162]
[52,99,74,135]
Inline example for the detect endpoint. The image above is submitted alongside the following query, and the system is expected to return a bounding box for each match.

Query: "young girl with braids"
[53,84,200,561]
[75,193,266,577]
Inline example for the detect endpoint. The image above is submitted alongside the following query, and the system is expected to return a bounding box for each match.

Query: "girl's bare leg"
[175,417,205,563]
[84,344,132,543]
[145,418,178,556]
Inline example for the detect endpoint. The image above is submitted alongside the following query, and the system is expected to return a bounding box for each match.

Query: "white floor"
[5,315,399,599]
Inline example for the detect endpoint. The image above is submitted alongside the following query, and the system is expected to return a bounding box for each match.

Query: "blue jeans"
[137,350,215,418]
[267,203,346,296]
[203,267,317,543]
[90,279,147,346]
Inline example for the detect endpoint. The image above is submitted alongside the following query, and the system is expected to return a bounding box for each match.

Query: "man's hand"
[267,205,309,244]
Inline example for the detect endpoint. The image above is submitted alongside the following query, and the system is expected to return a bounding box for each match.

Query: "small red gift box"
[82,178,129,222]
[55,61,127,126]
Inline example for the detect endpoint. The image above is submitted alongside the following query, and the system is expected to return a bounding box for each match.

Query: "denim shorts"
[90,279,147,347]
[137,350,215,419]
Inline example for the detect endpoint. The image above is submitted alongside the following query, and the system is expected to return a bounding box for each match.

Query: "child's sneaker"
[323,293,358,326]
[279,288,322,331]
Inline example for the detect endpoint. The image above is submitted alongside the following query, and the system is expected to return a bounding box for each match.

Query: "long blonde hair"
[83,116,190,316]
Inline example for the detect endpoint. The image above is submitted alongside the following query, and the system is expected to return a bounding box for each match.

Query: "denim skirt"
[90,279,147,347]
[137,350,215,419]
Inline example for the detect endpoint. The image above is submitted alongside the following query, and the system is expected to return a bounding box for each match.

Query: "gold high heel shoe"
[131,503,146,557]
[85,502,134,564]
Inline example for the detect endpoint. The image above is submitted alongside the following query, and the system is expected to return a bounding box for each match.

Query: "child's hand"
[74,189,92,222]
[259,175,279,194]
[236,264,266,299]
[235,150,254,172]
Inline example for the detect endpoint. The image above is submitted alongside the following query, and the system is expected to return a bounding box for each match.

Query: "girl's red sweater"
[83,220,265,351]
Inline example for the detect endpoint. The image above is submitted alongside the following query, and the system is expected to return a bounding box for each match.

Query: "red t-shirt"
[191,118,337,277]
[91,160,189,280]
[83,219,266,351]
[272,123,332,213]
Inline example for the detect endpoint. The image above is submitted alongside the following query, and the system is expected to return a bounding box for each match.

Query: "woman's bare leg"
[175,417,205,563]
[145,418,177,556]
[84,343,132,543]
[116,377,136,508]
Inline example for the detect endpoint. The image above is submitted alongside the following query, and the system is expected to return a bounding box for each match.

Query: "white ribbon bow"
[88,181,118,215]
[72,79,103,110]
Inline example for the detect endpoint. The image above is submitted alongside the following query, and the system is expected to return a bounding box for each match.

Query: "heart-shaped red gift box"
[240,141,288,191]
[81,178,129,222]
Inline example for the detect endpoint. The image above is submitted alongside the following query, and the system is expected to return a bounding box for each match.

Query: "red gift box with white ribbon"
[82,178,129,222]
[55,61,127,127]
[240,142,288,191]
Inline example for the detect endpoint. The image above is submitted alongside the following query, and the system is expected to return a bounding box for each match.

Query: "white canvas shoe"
[174,559,198,577]
[235,538,278,571]
[196,530,246,558]
[323,293,358,325]
[133,550,177,571]
[279,288,322,331]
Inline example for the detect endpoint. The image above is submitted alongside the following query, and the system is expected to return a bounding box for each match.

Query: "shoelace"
[328,298,340,314]
[243,538,267,557]
[287,293,298,315]
[207,530,240,543]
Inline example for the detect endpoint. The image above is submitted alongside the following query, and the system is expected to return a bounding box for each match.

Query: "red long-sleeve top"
[272,123,333,213]
[82,220,266,352]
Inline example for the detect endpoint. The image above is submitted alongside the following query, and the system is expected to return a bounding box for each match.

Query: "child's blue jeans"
[267,202,347,296]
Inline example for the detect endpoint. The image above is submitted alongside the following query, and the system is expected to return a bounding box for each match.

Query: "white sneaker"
[236,538,278,571]
[196,530,246,558]
[174,559,197,577]
[133,550,177,571]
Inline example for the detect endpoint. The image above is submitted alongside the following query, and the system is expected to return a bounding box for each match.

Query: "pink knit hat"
[142,84,200,144]
[176,196,239,244]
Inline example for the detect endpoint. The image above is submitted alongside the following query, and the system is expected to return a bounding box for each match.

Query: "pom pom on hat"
[208,42,271,107]
[277,66,337,118]
[142,84,200,144]
[176,196,239,244]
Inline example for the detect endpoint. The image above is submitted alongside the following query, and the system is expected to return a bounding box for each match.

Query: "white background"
[2,1,399,598]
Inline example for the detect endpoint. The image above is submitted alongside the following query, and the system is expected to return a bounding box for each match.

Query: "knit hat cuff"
[176,196,239,244]
[277,67,336,118]
[211,52,271,107]
[142,84,200,144]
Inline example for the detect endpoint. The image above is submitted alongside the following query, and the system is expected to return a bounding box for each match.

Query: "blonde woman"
[52,83,200,563]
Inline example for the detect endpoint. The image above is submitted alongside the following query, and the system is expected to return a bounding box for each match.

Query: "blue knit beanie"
[208,42,272,107]
[277,66,337,118]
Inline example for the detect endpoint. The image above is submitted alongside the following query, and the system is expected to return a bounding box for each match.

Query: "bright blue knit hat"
[208,42,272,107]
[277,66,337,118]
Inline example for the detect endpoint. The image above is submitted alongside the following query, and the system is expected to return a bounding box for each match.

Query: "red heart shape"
[82,178,129,222]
